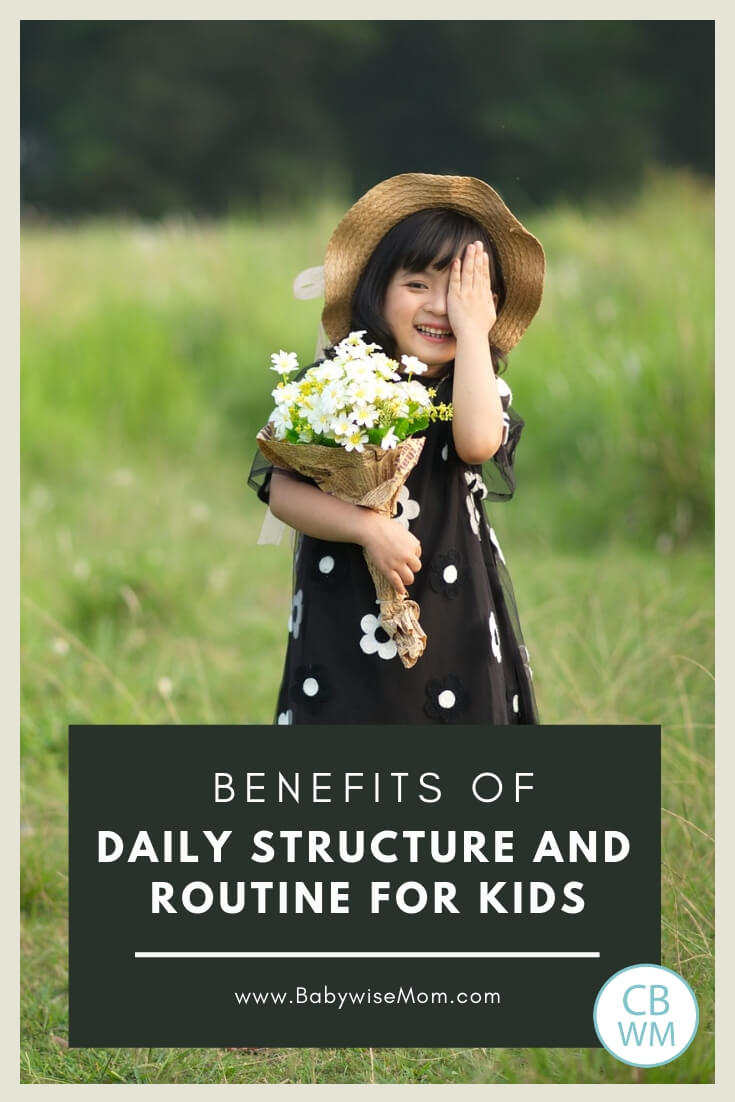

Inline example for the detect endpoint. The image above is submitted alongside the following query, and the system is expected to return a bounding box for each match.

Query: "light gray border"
[8,4,728,1099]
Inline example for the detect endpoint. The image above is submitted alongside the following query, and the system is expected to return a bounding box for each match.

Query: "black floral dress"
[249,370,538,725]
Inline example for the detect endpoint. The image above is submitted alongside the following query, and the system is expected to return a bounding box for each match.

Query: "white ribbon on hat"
[292,265,324,300]
[257,265,327,546]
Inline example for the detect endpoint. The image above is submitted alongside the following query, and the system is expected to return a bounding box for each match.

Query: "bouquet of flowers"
[256,331,453,668]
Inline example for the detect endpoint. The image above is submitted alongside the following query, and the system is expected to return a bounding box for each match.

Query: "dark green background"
[22,20,713,217]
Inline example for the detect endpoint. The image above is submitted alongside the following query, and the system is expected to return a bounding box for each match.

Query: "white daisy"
[343,428,369,453]
[306,403,333,435]
[401,354,429,375]
[336,330,367,354]
[271,381,299,403]
[404,379,432,404]
[353,401,378,428]
[270,350,299,375]
[347,377,377,404]
[320,381,344,412]
[372,353,401,380]
[270,405,293,438]
[330,413,354,438]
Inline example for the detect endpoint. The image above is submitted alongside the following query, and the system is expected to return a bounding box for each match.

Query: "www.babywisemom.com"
[234,986,501,1010]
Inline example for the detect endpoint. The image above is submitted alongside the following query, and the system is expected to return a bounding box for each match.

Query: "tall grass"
[20,171,714,1083]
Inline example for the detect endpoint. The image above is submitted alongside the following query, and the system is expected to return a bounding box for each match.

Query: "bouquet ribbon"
[257,423,427,668]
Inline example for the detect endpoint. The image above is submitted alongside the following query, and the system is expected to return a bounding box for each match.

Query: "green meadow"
[21,170,714,1084]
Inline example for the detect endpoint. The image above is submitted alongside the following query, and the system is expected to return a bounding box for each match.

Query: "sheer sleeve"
[483,402,525,501]
[247,456,317,505]
[248,450,276,505]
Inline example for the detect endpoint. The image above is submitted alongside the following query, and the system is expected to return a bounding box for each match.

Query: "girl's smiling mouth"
[415,324,454,342]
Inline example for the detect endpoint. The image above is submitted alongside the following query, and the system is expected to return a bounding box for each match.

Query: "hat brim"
[322,173,545,355]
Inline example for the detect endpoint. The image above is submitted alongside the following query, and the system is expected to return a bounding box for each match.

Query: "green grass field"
[20,170,714,1084]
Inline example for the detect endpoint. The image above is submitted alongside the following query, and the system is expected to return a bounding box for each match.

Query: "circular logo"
[593,964,699,1068]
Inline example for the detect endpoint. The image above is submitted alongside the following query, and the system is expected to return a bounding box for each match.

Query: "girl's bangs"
[396,210,490,274]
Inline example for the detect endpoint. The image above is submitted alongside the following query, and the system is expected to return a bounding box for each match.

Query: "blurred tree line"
[21,20,713,218]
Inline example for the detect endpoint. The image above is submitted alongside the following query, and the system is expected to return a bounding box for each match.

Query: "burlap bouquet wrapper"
[257,422,427,668]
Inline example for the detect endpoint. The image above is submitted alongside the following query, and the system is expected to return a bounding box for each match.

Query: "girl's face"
[382,264,457,374]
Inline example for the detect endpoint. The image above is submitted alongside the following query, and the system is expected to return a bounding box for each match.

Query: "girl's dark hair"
[342,208,507,374]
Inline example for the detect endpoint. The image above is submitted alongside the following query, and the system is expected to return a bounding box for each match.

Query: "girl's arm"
[447,241,505,465]
[268,470,422,595]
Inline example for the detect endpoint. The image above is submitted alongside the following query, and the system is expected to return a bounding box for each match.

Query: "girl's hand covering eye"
[446,241,497,341]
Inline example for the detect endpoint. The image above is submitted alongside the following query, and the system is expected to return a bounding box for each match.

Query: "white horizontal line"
[135,951,600,959]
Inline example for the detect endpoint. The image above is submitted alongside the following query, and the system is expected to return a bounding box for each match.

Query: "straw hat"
[321,173,545,354]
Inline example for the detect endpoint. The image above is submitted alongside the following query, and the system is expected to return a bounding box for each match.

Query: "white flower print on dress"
[465,493,481,538]
[519,645,533,680]
[496,376,512,403]
[429,550,463,599]
[277,709,293,725]
[496,378,513,444]
[489,611,502,663]
[512,695,519,715]
[318,555,335,575]
[441,444,449,461]
[360,613,398,660]
[464,470,488,499]
[394,485,420,529]
[288,588,304,638]
[424,675,468,723]
[290,663,332,715]
[488,526,506,564]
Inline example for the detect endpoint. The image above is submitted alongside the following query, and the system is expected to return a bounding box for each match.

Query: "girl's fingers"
[465,241,483,290]
[476,241,488,290]
[482,249,491,295]
[389,570,407,596]
[471,242,489,295]
[464,242,475,286]
[456,241,491,297]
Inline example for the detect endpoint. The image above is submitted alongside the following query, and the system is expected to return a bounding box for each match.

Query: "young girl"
[249,173,545,725]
